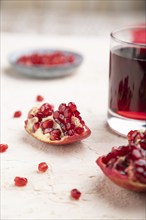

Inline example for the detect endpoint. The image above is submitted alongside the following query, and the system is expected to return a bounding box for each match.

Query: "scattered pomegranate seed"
[36,95,44,102]
[14,176,28,186]
[70,188,81,200]
[38,162,48,172]
[13,111,22,118]
[0,144,8,153]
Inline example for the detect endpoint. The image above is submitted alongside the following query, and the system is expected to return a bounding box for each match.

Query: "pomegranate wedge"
[96,130,146,192]
[24,102,91,145]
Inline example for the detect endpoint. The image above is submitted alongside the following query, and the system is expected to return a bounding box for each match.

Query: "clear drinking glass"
[107,25,146,136]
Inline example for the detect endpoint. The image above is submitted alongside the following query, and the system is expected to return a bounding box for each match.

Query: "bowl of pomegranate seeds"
[8,49,83,78]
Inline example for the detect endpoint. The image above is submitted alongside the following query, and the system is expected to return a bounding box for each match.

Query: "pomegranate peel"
[96,157,146,192]
[24,102,91,145]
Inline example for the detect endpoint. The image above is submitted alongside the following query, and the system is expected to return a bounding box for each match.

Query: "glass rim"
[110,24,146,47]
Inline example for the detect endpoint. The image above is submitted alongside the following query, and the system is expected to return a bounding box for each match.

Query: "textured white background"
[1,33,146,220]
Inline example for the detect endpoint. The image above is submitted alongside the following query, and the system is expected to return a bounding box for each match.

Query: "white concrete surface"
[1,33,146,220]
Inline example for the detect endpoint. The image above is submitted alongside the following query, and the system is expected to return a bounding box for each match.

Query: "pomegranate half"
[96,130,146,192]
[24,102,91,145]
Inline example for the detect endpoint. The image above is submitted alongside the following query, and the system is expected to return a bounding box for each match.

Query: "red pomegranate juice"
[109,46,146,120]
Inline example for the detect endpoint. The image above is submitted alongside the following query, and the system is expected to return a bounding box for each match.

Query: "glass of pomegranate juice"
[107,25,146,136]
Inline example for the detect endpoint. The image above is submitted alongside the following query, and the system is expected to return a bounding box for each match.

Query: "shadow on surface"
[94,175,146,209]
[4,67,76,81]
[22,132,86,156]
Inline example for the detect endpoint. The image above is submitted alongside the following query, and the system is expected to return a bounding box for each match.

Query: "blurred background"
[1,0,145,36]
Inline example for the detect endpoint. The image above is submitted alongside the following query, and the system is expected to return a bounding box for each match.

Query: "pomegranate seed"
[53,111,60,119]
[67,129,75,136]
[33,122,40,132]
[50,129,61,141]
[43,109,52,117]
[116,146,130,156]
[17,55,27,64]
[43,128,53,134]
[66,122,72,130]
[77,116,82,121]
[135,167,145,176]
[13,111,22,118]
[58,113,64,121]
[140,140,146,150]
[54,118,61,125]
[134,159,146,168]
[127,130,138,141]
[128,130,146,146]
[75,127,84,134]
[36,95,44,102]
[68,102,77,112]
[64,108,72,118]
[31,54,41,64]
[64,117,71,124]
[102,152,113,164]
[70,124,75,129]
[73,110,80,117]
[60,123,66,131]
[17,52,75,66]
[38,162,48,172]
[40,103,53,113]
[52,129,61,136]
[35,112,44,121]
[70,188,81,200]
[136,168,146,182]
[0,144,8,153]
[41,120,54,129]
[111,148,119,158]
[58,103,67,113]
[14,176,28,186]
[80,120,85,126]
[67,55,75,63]
[131,149,142,160]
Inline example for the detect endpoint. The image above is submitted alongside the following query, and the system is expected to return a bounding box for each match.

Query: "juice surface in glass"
[109,46,146,120]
